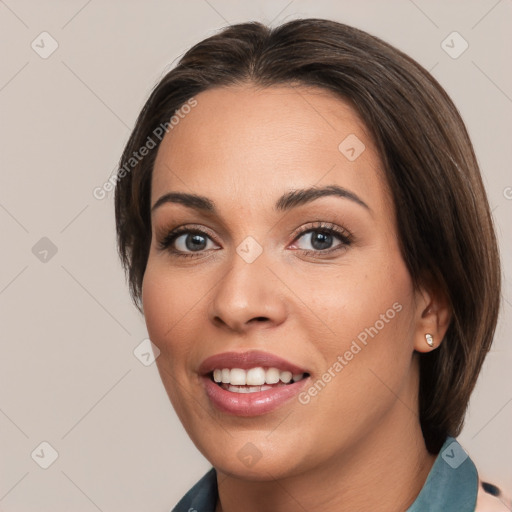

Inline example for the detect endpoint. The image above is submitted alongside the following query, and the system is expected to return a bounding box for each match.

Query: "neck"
[215,395,437,512]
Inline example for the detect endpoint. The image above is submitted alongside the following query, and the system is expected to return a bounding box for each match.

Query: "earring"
[425,333,434,348]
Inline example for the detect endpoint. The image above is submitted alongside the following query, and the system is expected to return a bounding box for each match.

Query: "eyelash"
[157,221,353,259]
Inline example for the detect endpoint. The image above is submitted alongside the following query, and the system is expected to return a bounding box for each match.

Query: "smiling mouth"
[210,367,310,394]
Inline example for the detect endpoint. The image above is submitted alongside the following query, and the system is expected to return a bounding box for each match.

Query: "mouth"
[209,367,308,393]
[198,350,311,416]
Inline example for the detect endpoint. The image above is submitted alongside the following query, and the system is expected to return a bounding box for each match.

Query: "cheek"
[297,262,417,429]
[141,267,169,348]
[141,263,202,417]
[300,255,417,407]
[302,257,413,342]
[343,264,415,381]
[141,262,197,354]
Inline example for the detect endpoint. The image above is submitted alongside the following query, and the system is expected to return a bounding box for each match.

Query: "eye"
[174,232,216,252]
[291,222,352,255]
[158,226,219,257]
[158,221,352,259]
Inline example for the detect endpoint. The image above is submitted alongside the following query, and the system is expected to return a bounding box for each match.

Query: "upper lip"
[198,350,309,376]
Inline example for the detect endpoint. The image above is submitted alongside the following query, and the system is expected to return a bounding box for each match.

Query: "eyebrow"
[151,185,370,214]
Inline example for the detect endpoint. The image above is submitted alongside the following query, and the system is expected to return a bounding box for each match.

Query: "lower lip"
[202,376,309,416]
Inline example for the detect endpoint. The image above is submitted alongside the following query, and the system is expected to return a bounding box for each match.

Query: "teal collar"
[173,437,478,511]
[406,436,478,511]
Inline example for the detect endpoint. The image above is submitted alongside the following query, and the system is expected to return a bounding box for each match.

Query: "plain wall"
[0,0,510,510]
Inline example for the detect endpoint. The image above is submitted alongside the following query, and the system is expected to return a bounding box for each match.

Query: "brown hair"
[114,18,501,453]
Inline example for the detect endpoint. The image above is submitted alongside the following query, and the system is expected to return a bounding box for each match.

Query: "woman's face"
[143,85,429,479]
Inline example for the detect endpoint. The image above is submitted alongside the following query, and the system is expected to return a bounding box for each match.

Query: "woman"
[114,18,508,512]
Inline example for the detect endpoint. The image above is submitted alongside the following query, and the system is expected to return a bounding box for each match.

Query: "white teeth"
[265,367,280,384]
[228,385,247,393]
[221,368,230,384]
[246,367,266,386]
[212,367,306,386]
[229,368,246,386]
[227,384,274,394]
[280,371,292,384]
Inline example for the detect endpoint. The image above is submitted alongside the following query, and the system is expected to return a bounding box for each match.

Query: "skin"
[142,84,452,512]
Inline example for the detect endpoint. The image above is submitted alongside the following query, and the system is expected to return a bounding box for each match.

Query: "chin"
[188,426,313,481]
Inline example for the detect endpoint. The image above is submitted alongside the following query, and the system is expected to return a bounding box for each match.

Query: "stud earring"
[425,333,434,348]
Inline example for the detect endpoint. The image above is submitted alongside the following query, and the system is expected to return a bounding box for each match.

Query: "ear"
[413,280,452,353]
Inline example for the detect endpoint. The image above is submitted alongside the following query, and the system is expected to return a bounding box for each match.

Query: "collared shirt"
[171,437,510,511]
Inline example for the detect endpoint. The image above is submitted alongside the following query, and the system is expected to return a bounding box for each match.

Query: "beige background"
[0,0,511,510]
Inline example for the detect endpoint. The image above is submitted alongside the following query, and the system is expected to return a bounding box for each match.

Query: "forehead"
[151,84,389,214]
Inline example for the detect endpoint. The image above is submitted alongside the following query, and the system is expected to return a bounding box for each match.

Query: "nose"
[208,248,288,334]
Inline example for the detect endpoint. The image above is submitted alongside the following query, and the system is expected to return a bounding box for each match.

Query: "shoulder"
[475,478,512,512]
